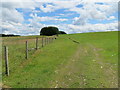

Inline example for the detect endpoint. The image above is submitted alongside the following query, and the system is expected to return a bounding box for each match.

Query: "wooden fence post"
[49,38,51,43]
[45,37,46,45]
[52,37,53,42]
[26,41,28,59]
[47,38,48,44]
[4,46,9,76]
[42,37,44,47]
[51,37,52,42]
[48,38,49,44]
[36,37,38,50]
[47,38,49,44]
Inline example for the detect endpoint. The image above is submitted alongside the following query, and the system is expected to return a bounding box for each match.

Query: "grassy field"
[1,31,118,88]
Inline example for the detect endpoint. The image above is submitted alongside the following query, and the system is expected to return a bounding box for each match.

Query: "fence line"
[3,36,57,76]
[24,37,56,60]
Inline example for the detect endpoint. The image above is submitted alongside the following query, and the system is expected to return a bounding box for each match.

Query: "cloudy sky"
[1,0,119,36]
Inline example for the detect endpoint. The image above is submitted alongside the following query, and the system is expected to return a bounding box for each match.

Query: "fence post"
[47,38,49,44]
[4,46,9,76]
[26,41,28,59]
[44,37,46,45]
[49,38,50,43]
[48,38,49,44]
[46,38,48,44]
[42,37,44,47]
[51,37,52,42]
[52,37,53,42]
[36,37,38,50]
[49,38,51,43]
[50,37,52,42]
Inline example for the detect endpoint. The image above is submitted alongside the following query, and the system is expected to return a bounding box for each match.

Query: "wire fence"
[2,36,57,76]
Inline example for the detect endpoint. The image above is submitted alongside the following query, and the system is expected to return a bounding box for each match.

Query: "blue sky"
[1,0,119,35]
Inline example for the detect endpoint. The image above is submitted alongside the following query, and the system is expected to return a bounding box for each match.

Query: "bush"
[59,31,67,34]
[40,26,59,36]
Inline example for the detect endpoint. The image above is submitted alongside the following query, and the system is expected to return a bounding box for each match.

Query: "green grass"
[2,31,118,88]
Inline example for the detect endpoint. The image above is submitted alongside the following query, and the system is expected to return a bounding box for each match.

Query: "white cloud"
[85,0,119,2]
[107,16,116,20]
[35,0,119,14]
[30,14,68,22]
[1,21,22,35]
[71,2,118,25]
[1,1,37,9]
[37,0,83,13]
[1,1,39,23]
[1,8,24,23]
[38,17,68,21]
[1,20,43,36]
[40,4,56,13]
[66,22,118,33]
[1,1,40,35]
[43,21,118,34]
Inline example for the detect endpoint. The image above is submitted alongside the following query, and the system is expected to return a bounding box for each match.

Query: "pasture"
[1,31,118,88]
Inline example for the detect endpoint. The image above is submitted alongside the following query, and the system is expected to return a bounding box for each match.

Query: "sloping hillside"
[2,31,118,88]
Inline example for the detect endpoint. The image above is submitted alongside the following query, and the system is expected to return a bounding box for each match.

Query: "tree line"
[0,34,20,37]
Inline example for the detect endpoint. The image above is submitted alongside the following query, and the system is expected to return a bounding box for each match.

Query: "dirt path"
[50,44,118,88]
[51,45,85,88]
[0,83,11,88]
[89,45,118,87]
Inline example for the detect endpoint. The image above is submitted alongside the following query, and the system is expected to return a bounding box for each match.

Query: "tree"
[59,31,67,34]
[40,26,59,36]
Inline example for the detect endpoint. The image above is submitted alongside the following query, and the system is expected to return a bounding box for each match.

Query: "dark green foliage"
[40,26,59,36]
[59,31,67,34]
[0,34,20,37]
